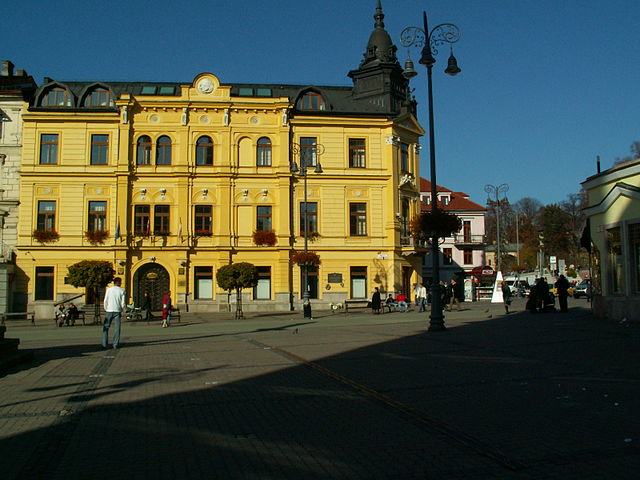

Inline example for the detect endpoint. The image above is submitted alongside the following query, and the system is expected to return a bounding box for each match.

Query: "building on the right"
[418,178,487,285]
[581,158,640,322]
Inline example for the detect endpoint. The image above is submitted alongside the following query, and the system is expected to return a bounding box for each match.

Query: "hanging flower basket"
[410,208,462,241]
[253,230,277,246]
[85,229,110,245]
[33,229,60,244]
[290,251,320,266]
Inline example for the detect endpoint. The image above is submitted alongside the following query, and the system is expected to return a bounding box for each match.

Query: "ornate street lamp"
[291,141,324,318]
[485,183,509,273]
[401,11,461,332]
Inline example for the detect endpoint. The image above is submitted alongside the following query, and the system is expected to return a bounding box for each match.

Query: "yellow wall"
[16,74,424,317]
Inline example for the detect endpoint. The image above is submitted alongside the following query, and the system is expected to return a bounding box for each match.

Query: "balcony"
[453,234,485,245]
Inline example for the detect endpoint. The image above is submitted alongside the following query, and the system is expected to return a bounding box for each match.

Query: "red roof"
[420,178,486,212]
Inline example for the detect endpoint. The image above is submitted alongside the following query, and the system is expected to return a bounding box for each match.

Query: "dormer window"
[441,196,449,206]
[84,87,112,107]
[296,92,326,111]
[42,87,71,106]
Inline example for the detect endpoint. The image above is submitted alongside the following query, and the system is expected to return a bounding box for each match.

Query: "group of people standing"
[524,275,571,314]
[370,279,465,314]
[101,277,174,349]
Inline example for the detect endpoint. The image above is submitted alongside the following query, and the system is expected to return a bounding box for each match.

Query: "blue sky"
[4,0,639,206]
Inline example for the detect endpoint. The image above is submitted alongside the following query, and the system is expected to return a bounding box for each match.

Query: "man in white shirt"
[102,277,126,349]
[416,283,428,312]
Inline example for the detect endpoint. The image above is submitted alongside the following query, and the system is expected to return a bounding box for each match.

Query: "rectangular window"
[90,134,109,165]
[254,266,271,299]
[630,223,640,293]
[134,205,150,235]
[350,266,367,299]
[35,266,54,300]
[194,266,213,299]
[154,205,170,235]
[443,248,453,265]
[40,134,59,164]
[300,137,317,167]
[400,142,409,172]
[88,201,107,232]
[300,202,318,235]
[195,205,212,235]
[349,138,366,168]
[37,200,56,231]
[607,227,624,294]
[463,248,473,265]
[349,203,367,236]
[257,206,272,232]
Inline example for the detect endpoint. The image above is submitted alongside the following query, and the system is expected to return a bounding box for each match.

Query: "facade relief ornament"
[197,78,214,94]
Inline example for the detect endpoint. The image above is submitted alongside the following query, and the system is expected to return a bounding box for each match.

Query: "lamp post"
[484,183,509,273]
[291,141,324,318]
[401,11,461,332]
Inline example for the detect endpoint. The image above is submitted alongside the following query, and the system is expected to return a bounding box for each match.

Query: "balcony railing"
[453,234,485,245]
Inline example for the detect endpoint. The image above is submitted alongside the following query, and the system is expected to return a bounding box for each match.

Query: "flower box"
[290,251,321,266]
[32,229,59,243]
[253,230,277,247]
[85,229,110,245]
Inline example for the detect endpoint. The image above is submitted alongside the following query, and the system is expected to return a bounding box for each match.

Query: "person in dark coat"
[501,281,512,314]
[536,278,548,312]
[555,275,570,312]
[371,287,382,314]
[442,281,452,311]
[141,291,153,322]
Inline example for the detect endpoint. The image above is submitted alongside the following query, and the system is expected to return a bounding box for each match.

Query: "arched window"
[84,87,111,107]
[136,135,152,165]
[296,92,326,111]
[156,135,172,165]
[196,136,213,166]
[256,137,272,166]
[42,87,70,106]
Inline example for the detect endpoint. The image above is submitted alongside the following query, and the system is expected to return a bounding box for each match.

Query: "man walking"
[102,277,126,349]
[416,283,428,312]
[555,274,570,313]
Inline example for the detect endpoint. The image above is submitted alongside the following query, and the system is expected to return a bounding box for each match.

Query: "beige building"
[582,158,640,322]
[0,60,36,313]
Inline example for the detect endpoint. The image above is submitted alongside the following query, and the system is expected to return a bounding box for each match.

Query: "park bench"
[0,312,36,325]
[344,299,371,312]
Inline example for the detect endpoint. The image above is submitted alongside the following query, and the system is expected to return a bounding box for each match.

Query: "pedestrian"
[55,303,66,327]
[449,279,462,311]
[371,287,382,314]
[102,277,126,349]
[66,303,79,326]
[416,283,427,312]
[441,281,451,311]
[535,278,547,312]
[555,274,570,312]
[161,289,173,328]
[141,291,153,322]
[501,281,512,314]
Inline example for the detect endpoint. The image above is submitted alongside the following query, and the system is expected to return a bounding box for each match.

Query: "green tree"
[216,262,258,319]
[67,260,115,322]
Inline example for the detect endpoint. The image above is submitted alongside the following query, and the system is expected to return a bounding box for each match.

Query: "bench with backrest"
[344,299,370,312]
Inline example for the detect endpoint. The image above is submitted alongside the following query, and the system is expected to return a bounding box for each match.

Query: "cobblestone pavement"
[1,297,638,479]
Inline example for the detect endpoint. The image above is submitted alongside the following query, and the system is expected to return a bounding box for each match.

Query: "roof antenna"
[596,155,601,174]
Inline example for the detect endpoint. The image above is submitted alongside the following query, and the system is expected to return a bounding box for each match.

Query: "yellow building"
[582,158,640,322]
[16,4,426,318]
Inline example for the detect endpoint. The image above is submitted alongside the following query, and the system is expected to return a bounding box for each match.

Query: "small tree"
[67,260,115,322]
[216,262,258,319]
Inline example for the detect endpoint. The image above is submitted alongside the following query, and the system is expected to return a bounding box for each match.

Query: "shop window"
[254,267,271,299]
[35,266,54,300]
[350,266,367,299]
[194,266,213,299]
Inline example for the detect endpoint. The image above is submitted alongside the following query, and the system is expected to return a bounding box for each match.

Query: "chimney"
[1,60,15,77]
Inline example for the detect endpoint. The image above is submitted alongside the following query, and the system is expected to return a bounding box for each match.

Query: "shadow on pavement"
[1,305,639,479]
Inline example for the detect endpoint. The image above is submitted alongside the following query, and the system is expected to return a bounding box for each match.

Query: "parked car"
[573,280,591,299]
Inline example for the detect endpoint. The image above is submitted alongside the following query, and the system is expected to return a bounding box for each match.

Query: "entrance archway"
[133,263,170,310]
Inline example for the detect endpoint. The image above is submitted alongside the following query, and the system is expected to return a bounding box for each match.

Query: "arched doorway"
[133,263,170,311]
